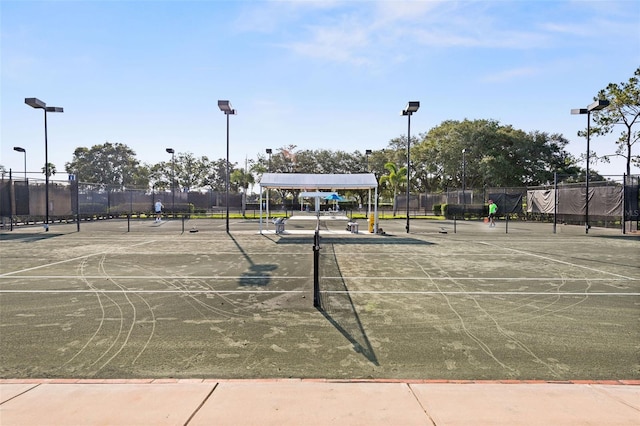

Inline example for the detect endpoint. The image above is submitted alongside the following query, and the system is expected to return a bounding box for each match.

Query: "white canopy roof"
[299,191,337,198]
[259,173,377,190]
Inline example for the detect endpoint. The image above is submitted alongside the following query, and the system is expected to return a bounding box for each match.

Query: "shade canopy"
[299,191,335,198]
[324,193,343,200]
[258,173,379,234]
[259,173,377,190]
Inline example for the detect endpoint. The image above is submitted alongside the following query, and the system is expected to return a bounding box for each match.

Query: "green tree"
[379,162,407,216]
[231,167,255,214]
[65,142,149,188]
[204,158,235,192]
[589,67,640,176]
[176,153,211,191]
[415,119,580,189]
[148,162,171,191]
[41,162,57,177]
[272,145,299,174]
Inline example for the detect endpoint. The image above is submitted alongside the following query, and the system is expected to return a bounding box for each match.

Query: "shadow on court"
[229,234,278,286]
[317,242,379,366]
[0,232,67,242]
[276,236,434,246]
[593,234,640,241]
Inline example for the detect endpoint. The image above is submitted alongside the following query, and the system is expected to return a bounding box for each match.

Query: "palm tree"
[41,163,57,177]
[379,162,407,216]
[230,168,255,215]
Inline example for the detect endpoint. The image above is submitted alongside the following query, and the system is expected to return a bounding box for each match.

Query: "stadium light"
[401,101,420,233]
[462,148,467,210]
[166,148,175,215]
[365,149,372,219]
[266,148,272,172]
[365,149,372,172]
[25,97,63,231]
[571,99,610,234]
[13,147,27,181]
[218,100,236,233]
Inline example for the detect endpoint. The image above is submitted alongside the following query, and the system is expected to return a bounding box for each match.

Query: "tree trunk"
[393,189,397,216]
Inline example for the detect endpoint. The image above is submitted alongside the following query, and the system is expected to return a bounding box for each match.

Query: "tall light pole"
[462,148,467,209]
[265,148,272,221]
[571,99,609,234]
[266,148,272,172]
[365,149,372,218]
[218,100,236,233]
[401,101,420,233]
[25,98,63,231]
[166,148,175,216]
[13,147,26,181]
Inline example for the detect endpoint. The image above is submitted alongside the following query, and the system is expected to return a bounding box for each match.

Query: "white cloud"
[481,67,539,83]
[373,0,443,24]
[261,1,558,67]
[233,0,343,34]
[285,18,373,65]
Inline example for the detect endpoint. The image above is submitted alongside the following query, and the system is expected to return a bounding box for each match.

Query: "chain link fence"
[2,175,638,232]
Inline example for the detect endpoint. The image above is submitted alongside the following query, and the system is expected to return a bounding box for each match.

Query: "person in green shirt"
[488,200,497,227]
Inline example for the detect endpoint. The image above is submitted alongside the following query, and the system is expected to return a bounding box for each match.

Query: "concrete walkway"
[1,379,638,425]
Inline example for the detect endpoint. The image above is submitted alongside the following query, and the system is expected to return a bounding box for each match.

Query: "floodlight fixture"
[14,147,27,181]
[588,99,610,111]
[218,100,236,115]
[402,101,420,115]
[25,98,46,109]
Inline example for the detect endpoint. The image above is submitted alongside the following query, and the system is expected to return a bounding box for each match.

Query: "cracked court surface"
[1,218,638,380]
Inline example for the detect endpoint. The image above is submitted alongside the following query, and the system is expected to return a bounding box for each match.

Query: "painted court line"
[0,289,637,296]
[478,242,636,280]
[322,290,640,296]
[318,276,636,281]
[0,275,309,280]
[0,240,155,277]
[0,289,306,294]
[0,276,635,281]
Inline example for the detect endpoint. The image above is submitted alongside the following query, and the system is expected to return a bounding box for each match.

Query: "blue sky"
[2,0,639,181]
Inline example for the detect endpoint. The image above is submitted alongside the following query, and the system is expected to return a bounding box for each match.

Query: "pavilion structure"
[257,173,378,234]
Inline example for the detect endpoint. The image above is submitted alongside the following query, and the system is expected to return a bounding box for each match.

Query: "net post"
[313,229,320,308]
[75,180,80,232]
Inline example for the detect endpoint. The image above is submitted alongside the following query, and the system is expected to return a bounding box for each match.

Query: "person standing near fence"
[154,200,164,222]
[488,199,497,227]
